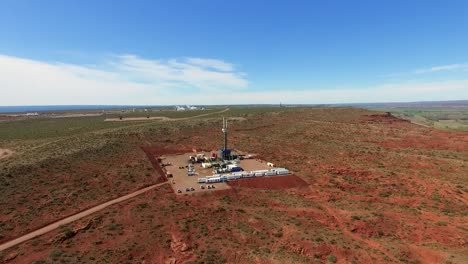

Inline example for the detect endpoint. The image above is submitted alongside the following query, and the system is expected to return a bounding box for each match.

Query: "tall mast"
[222,117,228,151]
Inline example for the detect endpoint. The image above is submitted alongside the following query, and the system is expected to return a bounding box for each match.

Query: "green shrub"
[327,254,337,263]
[49,249,64,260]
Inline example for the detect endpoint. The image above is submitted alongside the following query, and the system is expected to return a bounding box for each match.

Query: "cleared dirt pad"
[228,174,308,189]
[0,148,13,160]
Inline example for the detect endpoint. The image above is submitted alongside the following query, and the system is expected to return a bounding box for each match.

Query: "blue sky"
[1,0,467,105]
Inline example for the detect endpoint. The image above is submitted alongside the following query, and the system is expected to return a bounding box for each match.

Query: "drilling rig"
[220,117,231,160]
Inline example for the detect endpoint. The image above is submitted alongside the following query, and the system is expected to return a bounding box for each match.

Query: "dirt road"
[0,181,169,252]
[104,108,229,122]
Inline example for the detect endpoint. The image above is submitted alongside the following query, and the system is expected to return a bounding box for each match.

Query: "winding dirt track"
[0,182,168,252]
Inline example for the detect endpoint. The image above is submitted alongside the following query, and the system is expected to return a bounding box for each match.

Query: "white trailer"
[251,169,269,174]
[271,168,286,172]
[206,177,221,183]
[227,175,241,181]
[240,172,251,178]
[265,171,276,176]
[273,168,290,175]
[197,178,207,183]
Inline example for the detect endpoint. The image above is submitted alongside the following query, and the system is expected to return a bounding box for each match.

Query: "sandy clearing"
[104,108,230,122]
[0,181,169,251]
[0,148,13,160]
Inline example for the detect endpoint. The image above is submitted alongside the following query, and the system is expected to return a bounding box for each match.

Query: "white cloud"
[414,63,468,74]
[186,58,234,72]
[0,54,248,105]
[0,54,467,106]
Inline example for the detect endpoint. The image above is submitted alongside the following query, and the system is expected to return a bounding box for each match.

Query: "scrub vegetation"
[0,106,467,263]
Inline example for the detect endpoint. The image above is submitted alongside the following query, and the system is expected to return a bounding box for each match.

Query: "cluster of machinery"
[173,117,291,192]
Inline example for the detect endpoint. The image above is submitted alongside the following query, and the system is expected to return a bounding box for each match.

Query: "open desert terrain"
[0,106,467,264]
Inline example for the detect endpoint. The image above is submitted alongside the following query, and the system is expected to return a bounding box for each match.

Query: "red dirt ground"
[360,112,411,125]
[227,174,308,189]
[1,108,467,264]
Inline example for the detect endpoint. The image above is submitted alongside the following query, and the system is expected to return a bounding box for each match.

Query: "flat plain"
[0,106,467,264]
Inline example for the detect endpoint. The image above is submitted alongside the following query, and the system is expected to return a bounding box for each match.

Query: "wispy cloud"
[1,54,467,105]
[0,54,249,105]
[414,63,468,74]
[185,58,234,72]
[112,55,247,89]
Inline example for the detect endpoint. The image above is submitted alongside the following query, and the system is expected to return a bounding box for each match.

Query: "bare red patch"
[227,174,308,189]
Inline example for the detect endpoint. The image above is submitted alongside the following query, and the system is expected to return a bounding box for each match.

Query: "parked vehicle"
[230,167,244,172]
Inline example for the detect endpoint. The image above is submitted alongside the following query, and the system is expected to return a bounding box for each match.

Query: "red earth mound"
[360,112,409,124]
[227,174,308,189]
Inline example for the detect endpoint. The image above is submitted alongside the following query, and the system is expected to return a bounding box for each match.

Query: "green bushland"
[372,108,468,131]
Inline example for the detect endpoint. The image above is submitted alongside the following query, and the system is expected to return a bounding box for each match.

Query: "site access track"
[0,182,169,252]
[104,107,230,122]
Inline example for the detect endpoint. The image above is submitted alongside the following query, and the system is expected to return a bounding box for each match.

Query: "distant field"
[105,108,222,119]
[372,108,468,131]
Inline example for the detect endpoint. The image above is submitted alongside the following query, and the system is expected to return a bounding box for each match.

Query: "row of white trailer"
[197,168,290,183]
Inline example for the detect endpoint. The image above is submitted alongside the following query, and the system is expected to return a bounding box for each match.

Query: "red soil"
[227,174,308,189]
[2,108,467,264]
[360,112,410,125]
